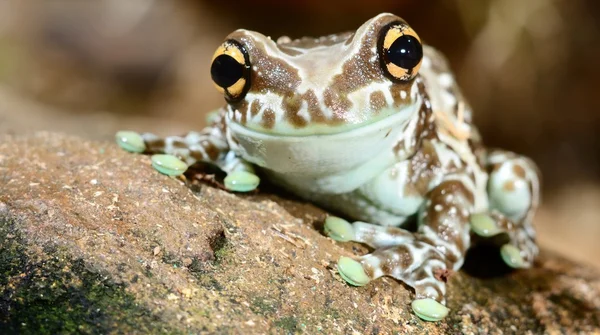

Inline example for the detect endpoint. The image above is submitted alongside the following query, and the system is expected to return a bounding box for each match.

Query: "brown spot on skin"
[389,84,410,108]
[412,267,430,282]
[171,141,187,149]
[362,263,375,279]
[323,88,353,121]
[503,180,516,192]
[143,139,166,154]
[202,140,220,161]
[396,245,414,269]
[282,92,304,126]
[250,100,262,117]
[513,164,527,178]
[423,247,448,264]
[380,258,393,275]
[369,91,386,112]
[189,150,206,162]
[236,100,249,124]
[261,108,276,129]
[303,90,327,124]
[281,90,327,128]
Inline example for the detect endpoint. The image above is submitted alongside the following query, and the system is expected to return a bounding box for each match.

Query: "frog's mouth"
[226,82,422,137]
[227,92,421,138]
[226,95,422,184]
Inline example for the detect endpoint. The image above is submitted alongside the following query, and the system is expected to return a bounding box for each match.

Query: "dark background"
[1,0,598,268]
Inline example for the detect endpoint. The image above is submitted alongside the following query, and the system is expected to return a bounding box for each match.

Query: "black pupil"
[386,35,423,70]
[211,54,244,88]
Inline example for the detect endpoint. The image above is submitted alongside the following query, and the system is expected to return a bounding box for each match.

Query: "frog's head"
[210,13,424,136]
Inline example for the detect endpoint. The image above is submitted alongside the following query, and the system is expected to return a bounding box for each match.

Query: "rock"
[1,132,599,334]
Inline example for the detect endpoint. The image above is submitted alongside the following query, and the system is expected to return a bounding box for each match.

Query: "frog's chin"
[227,98,421,193]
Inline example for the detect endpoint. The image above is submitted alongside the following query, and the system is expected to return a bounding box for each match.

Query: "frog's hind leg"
[336,241,450,322]
[331,178,475,322]
[116,109,258,191]
[470,150,540,268]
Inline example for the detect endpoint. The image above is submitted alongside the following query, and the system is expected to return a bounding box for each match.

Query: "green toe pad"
[151,154,188,176]
[411,298,449,322]
[337,256,370,286]
[470,213,502,237]
[500,244,525,268]
[224,171,260,192]
[115,131,146,153]
[323,216,355,242]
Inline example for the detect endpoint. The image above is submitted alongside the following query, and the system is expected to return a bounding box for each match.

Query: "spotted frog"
[116,13,540,322]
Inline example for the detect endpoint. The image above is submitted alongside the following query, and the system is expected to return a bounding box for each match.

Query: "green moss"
[0,216,182,334]
[273,316,299,334]
[213,240,233,266]
[249,296,277,316]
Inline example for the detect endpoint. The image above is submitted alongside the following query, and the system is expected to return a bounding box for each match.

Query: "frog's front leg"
[327,177,474,322]
[115,109,258,192]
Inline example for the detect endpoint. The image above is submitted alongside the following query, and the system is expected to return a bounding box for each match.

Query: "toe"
[411,298,449,322]
[324,216,355,242]
[470,213,502,237]
[500,244,525,268]
[115,131,146,153]
[224,171,260,192]
[151,154,188,176]
[337,256,370,286]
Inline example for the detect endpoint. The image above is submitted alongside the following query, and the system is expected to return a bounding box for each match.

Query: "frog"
[116,13,540,322]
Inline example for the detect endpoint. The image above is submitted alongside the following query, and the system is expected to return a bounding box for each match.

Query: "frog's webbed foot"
[115,110,259,192]
[334,238,450,322]
[325,216,451,321]
[472,150,541,268]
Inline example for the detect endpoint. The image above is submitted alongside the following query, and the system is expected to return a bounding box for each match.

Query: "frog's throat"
[226,95,422,193]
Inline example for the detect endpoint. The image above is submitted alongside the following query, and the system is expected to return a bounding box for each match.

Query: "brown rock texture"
[1,132,599,334]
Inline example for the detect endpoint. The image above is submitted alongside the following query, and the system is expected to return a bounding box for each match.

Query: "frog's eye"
[210,40,251,102]
[379,23,423,81]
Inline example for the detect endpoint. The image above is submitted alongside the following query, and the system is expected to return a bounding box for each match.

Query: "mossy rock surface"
[1,132,599,334]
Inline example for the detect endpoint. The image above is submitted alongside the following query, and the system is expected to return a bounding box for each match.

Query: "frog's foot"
[116,131,147,153]
[470,212,537,269]
[151,154,189,176]
[336,242,450,322]
[223,171,260,192]
[115,127,259,192]
[324,216,414,248]
[115,131,191,176]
